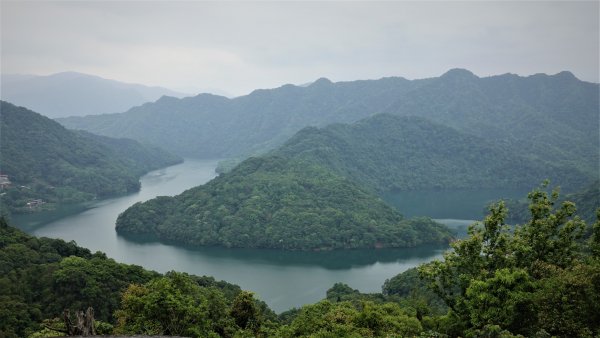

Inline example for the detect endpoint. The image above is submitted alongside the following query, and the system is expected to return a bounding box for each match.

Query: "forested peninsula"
[0,101,182,214]
[116,155,452,250]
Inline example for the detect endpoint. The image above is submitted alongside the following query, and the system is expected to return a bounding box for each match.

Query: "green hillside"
[0,101,182,214]
[274,114,590,192]
[116,156,452,250]
[384,70,600,178]
[58,70,599,181]
[115,112,591,251]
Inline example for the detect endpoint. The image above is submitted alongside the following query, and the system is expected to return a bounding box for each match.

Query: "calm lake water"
[13,159,492,313]
[383,188,531,219]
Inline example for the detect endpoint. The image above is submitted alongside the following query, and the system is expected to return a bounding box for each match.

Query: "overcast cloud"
[1,1,598,96]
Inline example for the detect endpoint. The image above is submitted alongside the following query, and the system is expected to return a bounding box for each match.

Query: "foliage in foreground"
[0,218,273,338]
[419,183,600,337]
[3,184,599,337]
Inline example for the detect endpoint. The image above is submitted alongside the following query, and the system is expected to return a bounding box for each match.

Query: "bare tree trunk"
[84,307,96,336]
[62,307,96,336]
[63,309,76,336]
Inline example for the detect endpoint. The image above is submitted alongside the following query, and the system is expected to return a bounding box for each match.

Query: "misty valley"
[1,68,599,338]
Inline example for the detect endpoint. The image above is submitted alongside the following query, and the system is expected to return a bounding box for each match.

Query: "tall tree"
[419,183,600,337]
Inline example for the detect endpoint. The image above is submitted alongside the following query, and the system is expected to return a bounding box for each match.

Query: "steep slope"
[274,114,591,192]
[0,101,182,213]
[0,72,187,118]
[57,70,598,179]
[384,69,600,177]
[58,77,419,158]
[116,156,452,250]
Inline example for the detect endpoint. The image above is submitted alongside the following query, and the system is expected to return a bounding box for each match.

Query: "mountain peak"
[554,71,577,81]
[440,68,477,79]
[310,77,333,87]
[155,95,179,104]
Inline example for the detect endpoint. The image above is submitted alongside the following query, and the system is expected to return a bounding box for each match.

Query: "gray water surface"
[14,159,474,312]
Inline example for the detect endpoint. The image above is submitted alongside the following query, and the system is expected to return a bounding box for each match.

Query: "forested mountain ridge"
[58,77,415,158]
[383,69,599,177]
[58,69,599,178]
[273,114,591,192]
[116,155,452,250]
[0,101,182,214]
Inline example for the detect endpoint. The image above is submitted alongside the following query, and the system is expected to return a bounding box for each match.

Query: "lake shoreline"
[10,158,504,312]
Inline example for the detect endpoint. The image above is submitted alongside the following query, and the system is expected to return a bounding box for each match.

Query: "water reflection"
[119,233,450,270]
[383,188,531,219]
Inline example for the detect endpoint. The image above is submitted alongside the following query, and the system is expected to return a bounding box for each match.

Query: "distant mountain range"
[0,101,182,214]
[0,72,188,118]
[57,69,599,182]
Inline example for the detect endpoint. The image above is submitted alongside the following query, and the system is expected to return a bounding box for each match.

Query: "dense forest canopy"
[3,184,599,337]
[0,101,182,214]
[272,114,591,192]
[0,217,275,338]
[116,156,452,250]
[58,70,599,181]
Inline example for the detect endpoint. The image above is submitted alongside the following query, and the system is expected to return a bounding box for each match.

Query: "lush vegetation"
[117,156,452,250]
[0,217,435,337]
[4,185,598,337]
[59,70,598,182]
[0,101,182,214]
[418,183,600,337]
[116,112,591,251]
[0,217,155,337]
[273,114,589,192]
[0,218,275,338]
[504,180,600,224]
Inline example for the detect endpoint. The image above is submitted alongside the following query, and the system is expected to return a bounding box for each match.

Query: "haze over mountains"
[58,69,599,181]
[0,72,188,118]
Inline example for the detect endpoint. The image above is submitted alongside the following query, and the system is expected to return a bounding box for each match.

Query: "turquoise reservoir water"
[13,159,483,312]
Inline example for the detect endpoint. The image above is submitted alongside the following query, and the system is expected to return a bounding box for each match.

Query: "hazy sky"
[1,1,598,96]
